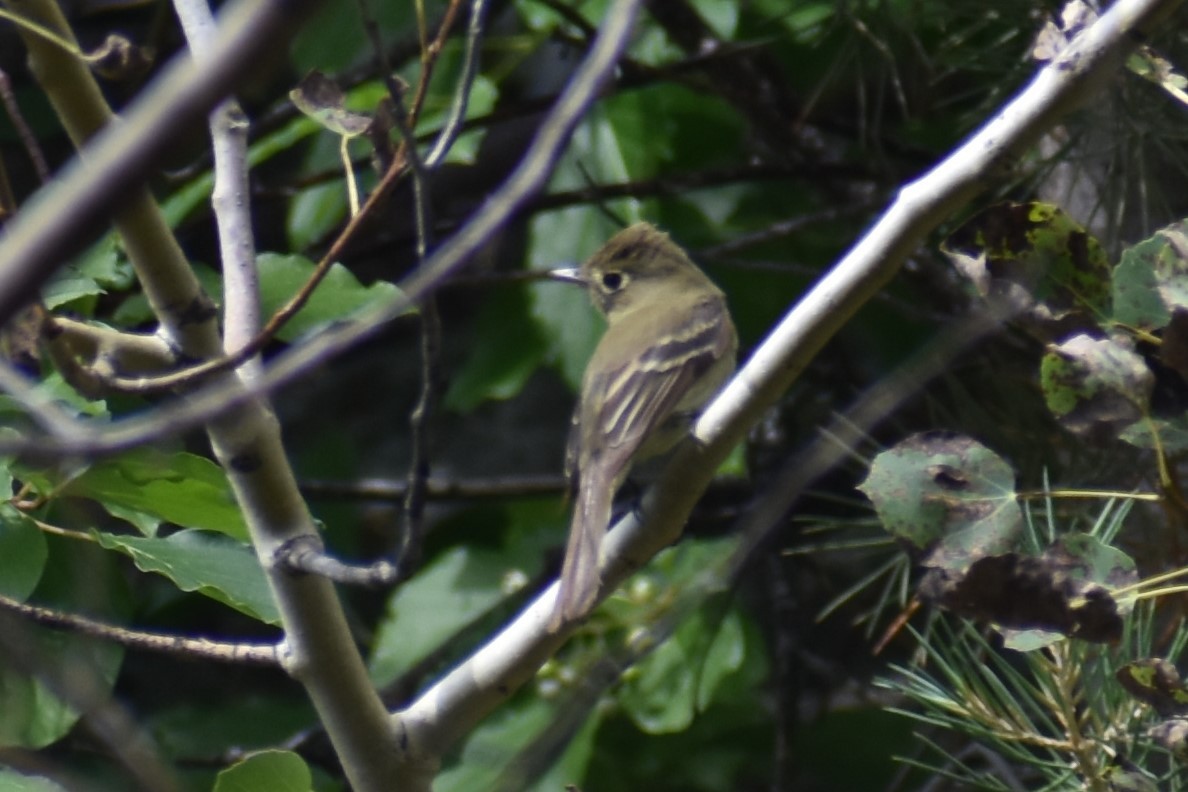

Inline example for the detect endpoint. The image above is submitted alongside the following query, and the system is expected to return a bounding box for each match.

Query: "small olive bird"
[548,222,737,629]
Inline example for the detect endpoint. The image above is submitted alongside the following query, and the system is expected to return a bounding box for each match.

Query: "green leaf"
[917,530,1137,648]
[771,1,836,40]
[0,768,70,791]
[61,448,248,540]
[623,83,745,174]
[0,371,107,436]
[697,607,746,710]
[715,440,749,479]
[32,370,110,418]
[43,236,135,312]
[0,629,119,749]
[692,0,739,38]
[435,694,599,792]
[94,529,279,624]
[446,284,549,411]
[859,432,1022,564]
[286,181,349,253]
[1039,334,1153,434]
[368,545,511,686]
[0,430,15,495]
[257,252,407,342]
[0,504,48,600]
[290,0,427,73]
[942,201,1112,324]
[0,541,126,749]
[1117,658,1188,717]
[1056,531,1138,594]
[150,695,318,761]
[620,603,747,734]
[1113,239,1174,329]
[214,750,312,792]
[290,72,373,138]
[1112,219,1188,329]
[1119,415,1188,452]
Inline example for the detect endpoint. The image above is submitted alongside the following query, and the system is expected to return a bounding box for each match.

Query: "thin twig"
[171,0,261,373]
[0,0,323,326]
[88,0,470,397]
[276,534,398,586]
[399,296,439,577]
[353,0,459,579]
[0,68,50,183]
[423,0,490,169]
[0,0,640,464]
[398,0,488,578]
[0,593,281,665]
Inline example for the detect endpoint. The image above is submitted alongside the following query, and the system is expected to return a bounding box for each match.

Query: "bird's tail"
[550,477,610,631]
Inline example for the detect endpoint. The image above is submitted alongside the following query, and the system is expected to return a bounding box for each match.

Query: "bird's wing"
[574,295,733,468]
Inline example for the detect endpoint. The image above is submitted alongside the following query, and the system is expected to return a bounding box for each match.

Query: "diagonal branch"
[0,0,646,461]
[0,0,323,325]
[394,0,1185,761]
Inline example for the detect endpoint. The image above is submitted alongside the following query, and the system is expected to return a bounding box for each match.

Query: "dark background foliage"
[3,0,1188,790]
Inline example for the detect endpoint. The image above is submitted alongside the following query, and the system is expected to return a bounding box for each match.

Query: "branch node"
[274,534,398,587]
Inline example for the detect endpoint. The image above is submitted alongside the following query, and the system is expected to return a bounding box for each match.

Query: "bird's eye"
[601,271,623,291]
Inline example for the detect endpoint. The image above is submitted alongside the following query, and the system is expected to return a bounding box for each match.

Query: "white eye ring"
[600,271,626,291]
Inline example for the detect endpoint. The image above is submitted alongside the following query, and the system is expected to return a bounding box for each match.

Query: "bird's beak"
[547,267,585,285]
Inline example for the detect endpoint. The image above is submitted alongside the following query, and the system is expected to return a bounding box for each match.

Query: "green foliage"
[0,541,127,749]
[0,769,69,792]
[94,530,278,624]
[860,202,1188,786]
[860,432,1022,555]
[1040,335,1153,433]
[369,543,523,686]
[9,0,1188,789]
[42,236,134,312]
[942,201,1112,324]
[947,203,1188,450]
[59,448,249,539]
[370,497,560,685]
[213,750,314,792]
[0,505,47,599]
[445,284,549,411]
[620,601,750,734]
[256,252,407,341]
[435,692,600,792]
[287,181,351,253]
[1112,223,1188,327]
[150,695,319,761]
[881,612,1188,791]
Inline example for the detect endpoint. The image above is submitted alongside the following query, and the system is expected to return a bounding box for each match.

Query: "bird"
[547,222,737,630]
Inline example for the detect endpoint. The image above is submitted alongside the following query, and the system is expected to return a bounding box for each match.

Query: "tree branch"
[171,0,262,375]
[0,593,281,665]
[394,0,1184,760]
[0,0,322,324]
[0,0,645,462]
